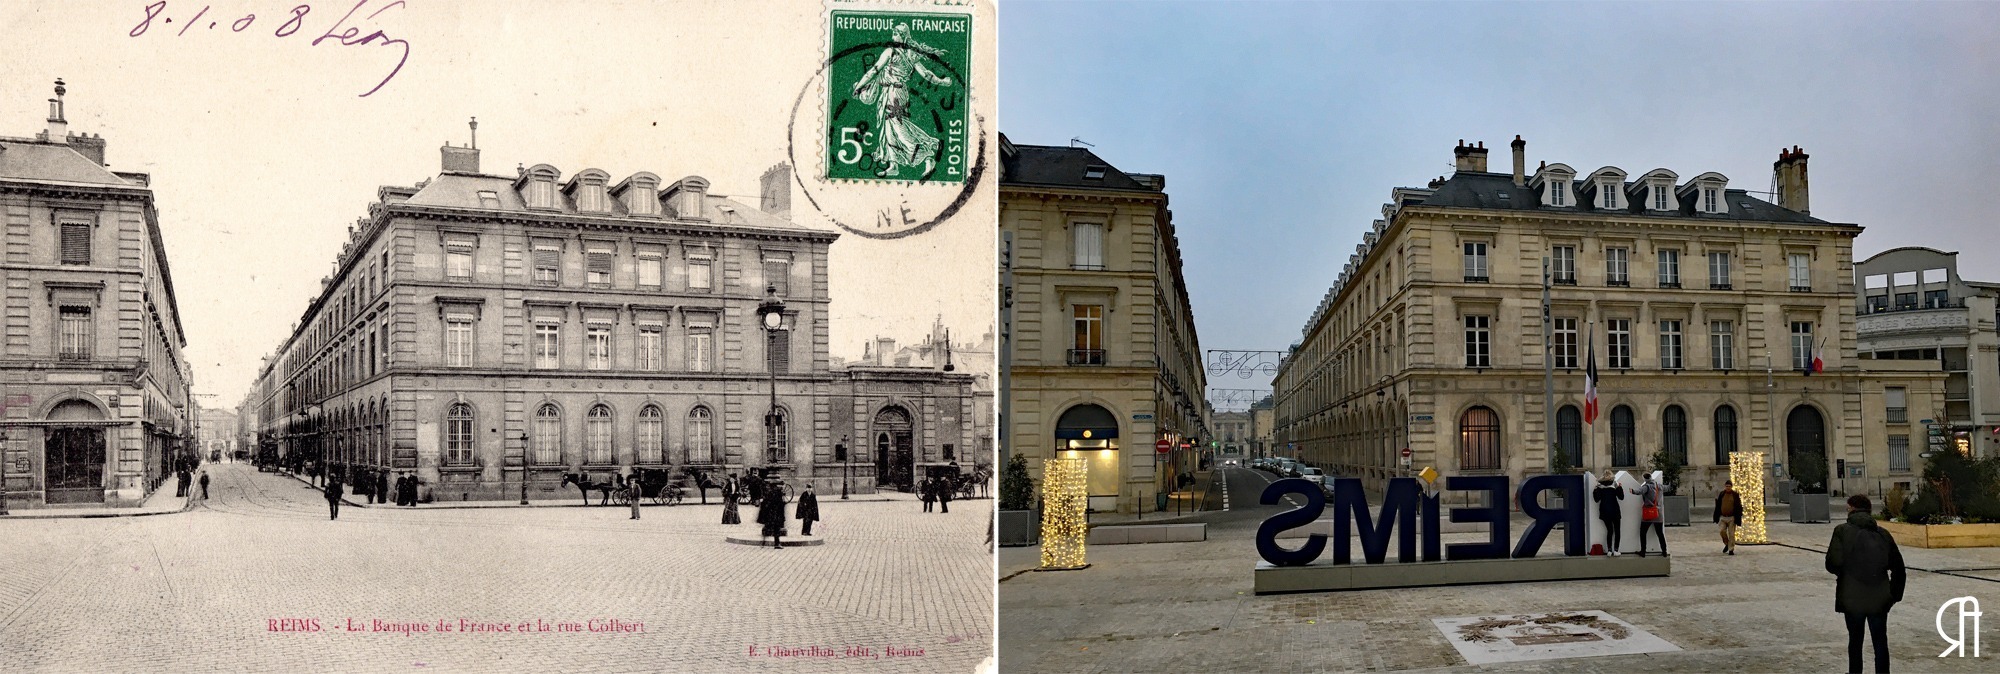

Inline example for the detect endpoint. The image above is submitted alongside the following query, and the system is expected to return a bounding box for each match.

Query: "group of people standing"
[1588,473,1670,557]
[919,474,956,513]
[711,472,820,549]
[176,468,210,501]
[322,473,421,520]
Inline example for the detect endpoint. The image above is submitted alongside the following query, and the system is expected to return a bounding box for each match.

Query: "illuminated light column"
[1730,451,1769,544]
[1038,457,1090,570]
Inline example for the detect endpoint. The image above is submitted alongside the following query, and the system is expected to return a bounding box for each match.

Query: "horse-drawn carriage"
[560,469,689,506]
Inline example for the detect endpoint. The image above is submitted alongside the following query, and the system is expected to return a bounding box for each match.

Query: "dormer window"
[1601,181,1619,209]
[1636,169,1679,212]
[615,172,661,217]
[1653,185,1668,210]
[566,169,611,214]
[1532,163,1576,208]
[666,176,711,221]
[1679,172,1730,215]
[1703,187,1718,213]
[518,164,561,210]
[1083,164,1107,180]
[476,190,501,210]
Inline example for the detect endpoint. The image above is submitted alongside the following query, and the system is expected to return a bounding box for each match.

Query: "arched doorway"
[1055,403,1121,510]
[45,399,108,504]
[1786,405,1828,490]
[873,406,914,492]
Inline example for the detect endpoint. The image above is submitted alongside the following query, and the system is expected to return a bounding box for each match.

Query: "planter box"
[1789,493,1830,523]
[998,509,1038,547]
[1662,495,1692,527]
[1879,521,2000,549]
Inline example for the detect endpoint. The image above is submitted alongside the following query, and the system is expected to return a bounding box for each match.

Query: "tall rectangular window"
[534,323,560,369]
[1888,435,1911,472]
[1072,222,1105,270]
[1607,319,1632,369]
[444,317,473,367]
[1659,320,1683,369]
[764,255,792,296]
[58,306,91,360]
[585,325,611,370]
[444,235,474,281]
[1551,246,1576,284]
[1553,317,1578,369]
[59,222,90,265]
[1601,181,1619,209]
[1463,242,1488,282]
[1071,305,1104,365]
[638,326,662,371]
[1885,387,1907,424]
[1551,181,1566,206]
[637,253,663,289]
[688,255,714,291]
[532,244,561,286]
[1708,252,1731,289]
[1657,249,1680,287]
[1791,321,1814,370]
[1788,253,1812,291]
[1605,247,1629,286]
[767,324,791,374]
[1653,185,1668,210]
[1709,320,1734,370]
[1464,315,1491,368]
[1702,187,1718,212]
[687,325,714,372]
[585,244,614,288]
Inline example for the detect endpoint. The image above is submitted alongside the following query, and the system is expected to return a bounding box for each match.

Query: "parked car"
[1297,467,1325,485]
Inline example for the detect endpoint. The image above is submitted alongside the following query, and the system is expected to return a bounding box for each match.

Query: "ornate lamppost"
[755,285,786,472]
[837,435,850,500]
[519,431,531,505]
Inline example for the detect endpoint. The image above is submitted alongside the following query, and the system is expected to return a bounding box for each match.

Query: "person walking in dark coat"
[324,478,343,520]
[795,483,820,536]
[198,471,210,500]
[920,477,935,513]
[176,469,190,497]
[1592,476,1623,556]
[377,471,390,506]
[937,475,952,514]
[756,480,788,549]
[1628,474,1667,557]
[721,478,741,525]
[1714,480,1745,555]
[1826,494,1906,674]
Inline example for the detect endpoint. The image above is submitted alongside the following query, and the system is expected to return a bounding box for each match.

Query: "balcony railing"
[1886,408,1907,424]
[1659,280,1681,289]
[1554,276,1577,286]
[1463,275,1489,283]
[1067,349,1107,366]
[57,350,91,361]
[1606,279,1629,287]
[1861,298,1966,315]
[1790,285,1813,293]
[1710,282,1733,290]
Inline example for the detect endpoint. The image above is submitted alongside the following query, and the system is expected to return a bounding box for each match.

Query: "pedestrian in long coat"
[198,471,210,500]
[627,476,643,520]
[795,483,821,536]
[1826,494,1906,674]
[920,477,935,513]
[402,474,420,507]
[721,480,741,525]
[377,471,390,506]
[937,475,952,514]
[324,478,343,520]
[392,475,406,506]
[176,469,190,497]
[757,480,788,548]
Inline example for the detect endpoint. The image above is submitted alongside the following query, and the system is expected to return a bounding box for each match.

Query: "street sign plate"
[1133,414,1153,420]
[1412,414,1434,423]
[1401,447,1412,458]
[1920,452,1936,458]
[1920,419,1935,424]
[1154,439,1171,453]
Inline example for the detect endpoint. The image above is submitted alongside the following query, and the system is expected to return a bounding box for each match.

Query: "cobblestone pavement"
[0,463,995,673]
[1000,468,2000,672]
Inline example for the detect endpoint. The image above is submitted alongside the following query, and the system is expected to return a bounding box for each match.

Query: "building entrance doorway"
[873,406,914,492]
[44,399,109,504]
[1786,405,1828,491]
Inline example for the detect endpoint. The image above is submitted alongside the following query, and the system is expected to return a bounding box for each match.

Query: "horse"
[560,472,620,506]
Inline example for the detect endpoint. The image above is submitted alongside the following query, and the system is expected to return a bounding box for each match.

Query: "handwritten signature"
[129,1,411,97]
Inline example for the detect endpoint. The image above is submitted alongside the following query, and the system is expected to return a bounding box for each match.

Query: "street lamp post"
[838,435,850,500]
[756,286,787,474]
[519,431,531,505]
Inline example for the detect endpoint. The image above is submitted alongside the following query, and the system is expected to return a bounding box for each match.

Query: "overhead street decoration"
[1206,350,1285,379]
[1209,388,1269,411]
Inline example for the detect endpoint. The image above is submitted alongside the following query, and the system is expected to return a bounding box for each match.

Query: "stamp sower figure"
[795,482,820,536]
[198,471,210,500]
[1591,476,1623,556]
[323,477,343,520]
[1826,494,1905,674]
[721,476,742,525]
[1629,473,1667,557]
[1714,480,1744,555]
[850,23,953,178]
[627,475,643,520]
[757,478,788,549]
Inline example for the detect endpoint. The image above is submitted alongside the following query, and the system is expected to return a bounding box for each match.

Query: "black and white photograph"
[0,1,996,672]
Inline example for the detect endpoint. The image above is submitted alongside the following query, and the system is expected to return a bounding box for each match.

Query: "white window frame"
[1657,249,1680,287]
[637,326,662,371]
[1553,317,1578,369]
[1072,222,1105,270]
[1606,247,1629,285]
[1551,246,1576,283]
[534,323,561,369]
[1788,253,1812,291]
[1464,315,1491,368]
[1601,181,1619,209]
[1708,251,1731,288]
[1709,320,1734,370]
[585,324,612,370]
[1607,319,1632,369]
[1659,320,1683,370]
[444,315,474,367]
[1791,321,1814,370]
[1463,241,1489,281]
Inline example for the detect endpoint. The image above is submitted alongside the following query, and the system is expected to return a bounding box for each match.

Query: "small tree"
[1649,445,1685,496]
[999,455,1034,511]
[1549,446,1573,476]
[1790,449,1829,495]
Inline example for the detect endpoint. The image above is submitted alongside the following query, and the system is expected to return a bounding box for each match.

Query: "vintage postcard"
[0,1,996,672]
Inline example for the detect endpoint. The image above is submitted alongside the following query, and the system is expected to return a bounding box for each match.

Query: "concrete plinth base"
[723,532,826,547]
[1253,554,1670,595]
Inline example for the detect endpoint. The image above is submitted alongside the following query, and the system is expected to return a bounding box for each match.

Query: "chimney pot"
[1510,135,1526,187]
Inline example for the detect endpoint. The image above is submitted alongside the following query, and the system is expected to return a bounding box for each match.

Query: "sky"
[1000,1,2000,411]
[1,0,996,410]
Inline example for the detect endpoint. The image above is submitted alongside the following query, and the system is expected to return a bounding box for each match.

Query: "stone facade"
[1274,139,1941,499]
[1856,246,2000,459]
[1000,135,1209,513]
[0,81,194,507]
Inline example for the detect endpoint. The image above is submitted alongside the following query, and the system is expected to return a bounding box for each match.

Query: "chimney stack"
[1510,135,1527,187]
[44,78,67,140]
[1452,139,1489,173]
[440,117,480,172]
[1774,145,1810,215]
[759,163,793,215]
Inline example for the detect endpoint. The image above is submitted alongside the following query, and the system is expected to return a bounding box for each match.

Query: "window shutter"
[60,223,90,265]
[588,251,614,276]
[770,328,791,374]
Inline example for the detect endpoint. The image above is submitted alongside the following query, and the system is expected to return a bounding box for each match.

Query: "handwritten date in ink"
[129,1,411,97]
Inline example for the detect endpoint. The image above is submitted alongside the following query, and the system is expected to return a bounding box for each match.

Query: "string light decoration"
[1730,451,1769,545]
[1038,457,1090,570]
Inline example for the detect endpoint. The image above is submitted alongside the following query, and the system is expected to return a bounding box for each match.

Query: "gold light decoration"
[1038,457,1090,570]
[1730,451,1769,545]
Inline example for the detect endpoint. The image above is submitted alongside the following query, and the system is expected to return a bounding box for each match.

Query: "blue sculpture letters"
[1256,474,1587,567]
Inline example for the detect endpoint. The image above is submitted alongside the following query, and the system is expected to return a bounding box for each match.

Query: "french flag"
[1811,338,1825,374]
[1584,329,1598,424]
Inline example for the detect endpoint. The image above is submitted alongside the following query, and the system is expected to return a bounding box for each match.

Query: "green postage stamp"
[827,10,972,184]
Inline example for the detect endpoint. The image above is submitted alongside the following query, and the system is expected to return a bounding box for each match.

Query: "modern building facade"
[0,80,195,507]
[1000,135,1209,513]
[1273,139,1941,498]
[1857,246,2000,460]
[244,140,977,501]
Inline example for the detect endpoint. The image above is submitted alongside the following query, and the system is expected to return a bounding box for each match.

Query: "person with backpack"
[1826,494,1906,674]
[1592,476,1624,556]
[1627,473,1667,557]
[1714,480,1744,555]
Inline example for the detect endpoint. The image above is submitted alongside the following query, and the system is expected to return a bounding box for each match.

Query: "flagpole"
[1587,319,1596,475]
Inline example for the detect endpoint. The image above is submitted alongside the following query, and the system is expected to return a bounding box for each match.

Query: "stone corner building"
[1274,139,1942,497]
[246,141,978,500]
[0,81,195,507]
[999,134,1209,513]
